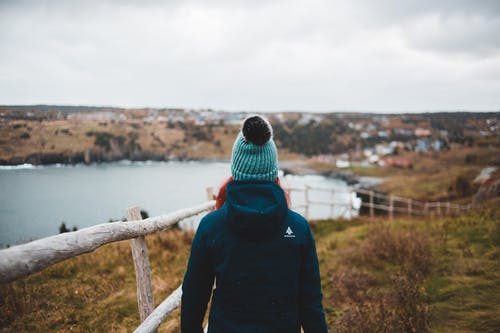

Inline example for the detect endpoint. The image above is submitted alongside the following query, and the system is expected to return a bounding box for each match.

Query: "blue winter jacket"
[181,180,328,333]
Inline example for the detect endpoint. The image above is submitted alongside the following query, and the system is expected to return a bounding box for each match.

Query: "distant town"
[0,105,498,167]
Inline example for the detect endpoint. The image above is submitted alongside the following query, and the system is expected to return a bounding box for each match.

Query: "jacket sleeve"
[181,220,215,333]
[299,224,328,333]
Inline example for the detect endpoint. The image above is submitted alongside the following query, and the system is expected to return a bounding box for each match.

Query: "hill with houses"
[0,105,498,167]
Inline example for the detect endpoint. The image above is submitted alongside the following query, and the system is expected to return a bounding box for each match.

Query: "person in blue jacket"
[181,115,328,333]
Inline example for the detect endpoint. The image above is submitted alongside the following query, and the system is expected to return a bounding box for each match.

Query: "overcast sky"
[1,0,499,112]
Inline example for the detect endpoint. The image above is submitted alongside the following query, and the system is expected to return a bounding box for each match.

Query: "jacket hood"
[224,180,288,239]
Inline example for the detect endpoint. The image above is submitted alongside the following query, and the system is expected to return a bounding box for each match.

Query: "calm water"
[0,161,353,246]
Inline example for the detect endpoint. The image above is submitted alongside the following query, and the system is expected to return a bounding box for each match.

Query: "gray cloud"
[361,0,500,18]
[0,0,499,111]
[353,0,500,56]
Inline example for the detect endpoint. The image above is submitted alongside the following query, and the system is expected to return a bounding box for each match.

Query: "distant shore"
[0,150,235,166]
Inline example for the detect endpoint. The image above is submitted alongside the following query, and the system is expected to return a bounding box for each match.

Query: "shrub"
[59,222,69,233]
[344,223,432,279]
[60,128,72,135]
[329,221,432,332]
[19,132,30,139]
[329,268,377,305]
[140,209,149,219]
[86,131,116,152]
[93,132,113,152]
[464,153,477,164]
[333,273,430,333]
[455,175,472,197]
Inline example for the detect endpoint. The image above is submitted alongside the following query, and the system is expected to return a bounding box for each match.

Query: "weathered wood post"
[437,202,441,216]
[206,187,215,216]
[348,189,353,219]
[330,189,334,218]
[304,185,310,220]
[389,195,394,220]
[446,202,450,215]
[127,206,156,330]
[369,191,374,221]
[408,198,412,217]
[206,187,214,201]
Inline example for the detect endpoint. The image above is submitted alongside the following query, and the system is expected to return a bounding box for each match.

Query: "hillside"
[1,106,497,165]
[1,205,499,332]
[0,118,241,164]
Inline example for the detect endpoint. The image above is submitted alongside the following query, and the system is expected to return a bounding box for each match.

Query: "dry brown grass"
[0,119,241,162]
[315,204,500,333]
[319,220,432,333]
[333,273,430,333]
[377,147,499,200]
[0,228,194,333]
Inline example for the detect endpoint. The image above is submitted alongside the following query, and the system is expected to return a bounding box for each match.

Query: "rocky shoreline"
[0,150,221,166]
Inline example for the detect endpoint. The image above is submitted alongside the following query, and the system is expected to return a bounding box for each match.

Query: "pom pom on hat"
[231,115,278,182]
[242,116,272,146]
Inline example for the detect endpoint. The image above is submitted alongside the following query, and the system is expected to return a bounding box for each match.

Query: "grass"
[0,119,242,162]
[310,147,499,201]
[312,203,500,333]
[1,205,499,332]
[381,148,498,201]
[0,229,194,333]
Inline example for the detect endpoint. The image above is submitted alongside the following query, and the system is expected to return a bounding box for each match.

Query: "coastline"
[1,158,383,190]
[0,151,230,166]
[0,157,231,169]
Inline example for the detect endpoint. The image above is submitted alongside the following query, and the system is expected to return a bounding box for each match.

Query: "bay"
[0,161,354,247]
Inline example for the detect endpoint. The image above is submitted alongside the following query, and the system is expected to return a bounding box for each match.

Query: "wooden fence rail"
[288,186,472,221]
[0,200,215,284]
[133,285,183,333]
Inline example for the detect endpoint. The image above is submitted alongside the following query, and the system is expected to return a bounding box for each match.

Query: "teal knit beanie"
[231,115,279,182]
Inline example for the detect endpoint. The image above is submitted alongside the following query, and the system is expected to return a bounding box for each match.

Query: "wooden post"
[330,189,334,218]
[348,189,353,219]
[446,202,450,215]
[437,202,441,216]
[389,195,394,220]
[206,187,214,215]
[127,206,156,329]
[369,191,374,221]
[206,187,214,201]
[304,185,310,220]
[424,202,429,216]
[408,198,412,217]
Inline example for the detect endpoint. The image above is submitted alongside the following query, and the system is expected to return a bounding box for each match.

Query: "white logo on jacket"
[284,226,295,238]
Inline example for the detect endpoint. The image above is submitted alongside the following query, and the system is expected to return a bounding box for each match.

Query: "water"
[282,174,361,220]
[0,161,354,247]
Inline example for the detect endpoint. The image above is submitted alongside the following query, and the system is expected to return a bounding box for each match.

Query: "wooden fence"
[288,186,472,221]
[0,185,472,333]
[0,190,216,333]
